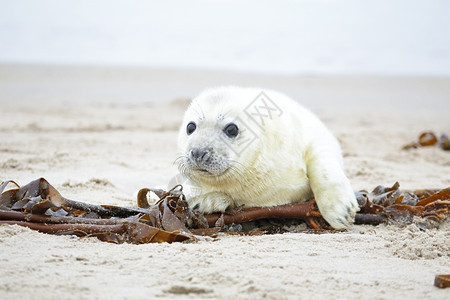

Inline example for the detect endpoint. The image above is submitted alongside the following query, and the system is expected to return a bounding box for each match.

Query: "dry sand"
[0,64,449,299]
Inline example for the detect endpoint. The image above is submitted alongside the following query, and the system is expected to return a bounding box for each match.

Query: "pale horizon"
[1,0,450,76]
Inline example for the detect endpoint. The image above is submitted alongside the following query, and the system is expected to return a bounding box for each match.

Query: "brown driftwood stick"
[204,202,387,228]
[64,198,150,217]
[0,209,132,225]
[204,202,323,227]
[0,220,126,235]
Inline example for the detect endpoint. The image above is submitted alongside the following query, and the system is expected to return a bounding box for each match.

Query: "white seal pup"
[176,86,359,229]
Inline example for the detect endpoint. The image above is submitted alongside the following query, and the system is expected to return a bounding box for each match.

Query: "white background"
[1,0,449,75]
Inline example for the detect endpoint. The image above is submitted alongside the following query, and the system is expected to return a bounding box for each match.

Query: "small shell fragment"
[434,274,450,288]
[439,133,450,151]
[418,131,438,147]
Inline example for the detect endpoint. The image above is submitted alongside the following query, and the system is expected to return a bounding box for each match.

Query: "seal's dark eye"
[186,122,196,135]
[224,123,239,138]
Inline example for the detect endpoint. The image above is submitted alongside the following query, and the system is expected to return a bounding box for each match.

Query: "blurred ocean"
[0,0,449,76]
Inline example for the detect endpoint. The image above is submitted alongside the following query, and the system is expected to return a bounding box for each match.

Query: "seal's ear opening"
[186,122,196,135]
[224,123,239,138]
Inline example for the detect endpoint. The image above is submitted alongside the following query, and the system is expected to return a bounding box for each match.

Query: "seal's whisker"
[227,165,246,191]
[173,155,185,167]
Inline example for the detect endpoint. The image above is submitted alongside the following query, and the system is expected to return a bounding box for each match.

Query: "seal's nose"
[189,148,211,164]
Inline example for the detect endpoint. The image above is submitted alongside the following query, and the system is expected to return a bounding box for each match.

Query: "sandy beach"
[0,64,449,299]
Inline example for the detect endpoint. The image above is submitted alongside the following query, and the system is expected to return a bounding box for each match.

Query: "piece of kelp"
[355,182,449,229]
[0,178,449,242]
[0,178,195,244]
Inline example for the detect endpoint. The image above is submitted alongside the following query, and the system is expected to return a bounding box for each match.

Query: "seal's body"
[177,87,358,229]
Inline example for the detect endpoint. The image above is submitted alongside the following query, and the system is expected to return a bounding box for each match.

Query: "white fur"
[177,86,359,229]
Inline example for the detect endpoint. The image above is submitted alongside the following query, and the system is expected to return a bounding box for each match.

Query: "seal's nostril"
[200,149,210,161]
[189,149,196,159]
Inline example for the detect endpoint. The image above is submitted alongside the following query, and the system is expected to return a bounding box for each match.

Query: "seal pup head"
[177,87,260,188]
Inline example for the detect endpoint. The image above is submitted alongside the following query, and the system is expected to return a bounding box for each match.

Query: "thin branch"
[0,220,126,235]
[0,209,131,225]
[204,201,323,227]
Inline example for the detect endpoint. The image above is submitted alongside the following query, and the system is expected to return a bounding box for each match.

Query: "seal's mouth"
[188,165,229,178]
[191,167,216,176]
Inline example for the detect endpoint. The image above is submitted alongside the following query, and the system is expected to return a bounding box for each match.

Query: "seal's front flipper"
[305,145,359,229]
